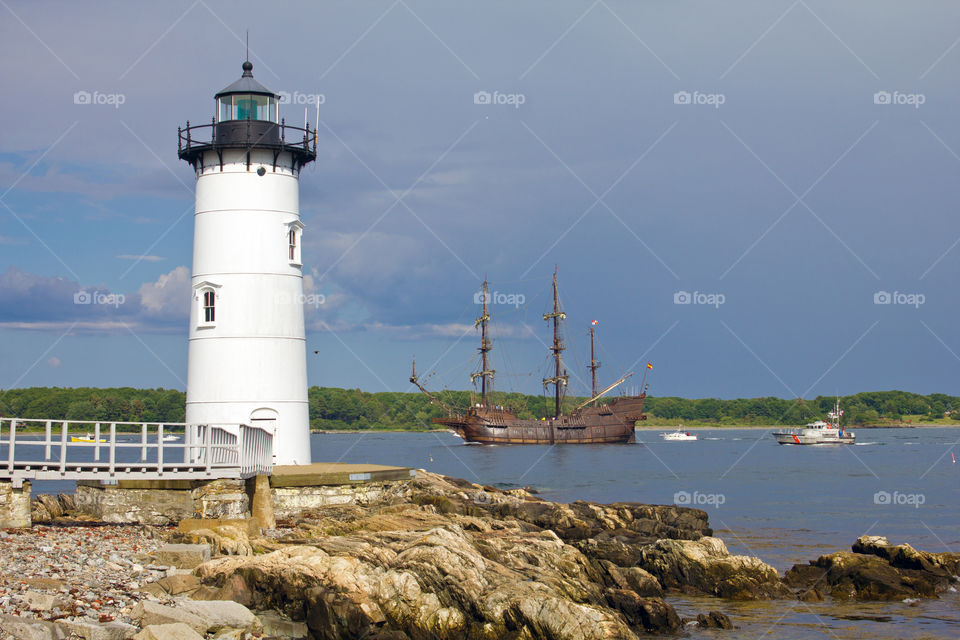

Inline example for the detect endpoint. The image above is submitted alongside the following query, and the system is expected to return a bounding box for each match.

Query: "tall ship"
[772,399,855,445]
[410,270,649,444]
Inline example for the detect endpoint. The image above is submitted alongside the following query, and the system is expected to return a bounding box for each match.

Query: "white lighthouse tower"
[178,60,316,465]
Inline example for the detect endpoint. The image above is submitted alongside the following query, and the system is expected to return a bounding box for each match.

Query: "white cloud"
[138,266,190,318]
[47,357,61,368]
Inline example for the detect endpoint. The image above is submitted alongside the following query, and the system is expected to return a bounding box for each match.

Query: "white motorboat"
[661,426,697,441]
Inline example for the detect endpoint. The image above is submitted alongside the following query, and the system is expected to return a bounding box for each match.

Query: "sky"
[0,0,958,402]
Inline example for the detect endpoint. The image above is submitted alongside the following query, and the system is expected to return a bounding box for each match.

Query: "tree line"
[0,387,955,429]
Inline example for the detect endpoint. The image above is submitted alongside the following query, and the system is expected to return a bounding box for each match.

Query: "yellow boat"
[71,433,106,443]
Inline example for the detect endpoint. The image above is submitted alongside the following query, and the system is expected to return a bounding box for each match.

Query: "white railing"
[0,418,273,486]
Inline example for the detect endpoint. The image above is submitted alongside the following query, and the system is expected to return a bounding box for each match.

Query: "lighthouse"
[178,60,316,465]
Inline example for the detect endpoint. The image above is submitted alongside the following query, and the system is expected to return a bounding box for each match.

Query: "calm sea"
[31,426,960,638]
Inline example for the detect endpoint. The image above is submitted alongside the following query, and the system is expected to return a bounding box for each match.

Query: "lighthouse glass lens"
[236,95,257,120]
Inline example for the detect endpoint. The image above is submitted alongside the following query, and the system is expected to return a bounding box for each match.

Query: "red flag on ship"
[591,320,598,325]
[646,362,653,370]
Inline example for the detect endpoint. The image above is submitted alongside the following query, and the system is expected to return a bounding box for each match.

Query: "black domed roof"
[215,61,278,98]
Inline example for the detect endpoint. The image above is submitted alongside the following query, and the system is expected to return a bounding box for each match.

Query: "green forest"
[0,386,956,430]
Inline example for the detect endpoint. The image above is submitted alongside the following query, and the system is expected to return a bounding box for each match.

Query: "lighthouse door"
[249,408,279,463]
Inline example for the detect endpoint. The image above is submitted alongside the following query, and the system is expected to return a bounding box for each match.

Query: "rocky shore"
[4,471,958,639]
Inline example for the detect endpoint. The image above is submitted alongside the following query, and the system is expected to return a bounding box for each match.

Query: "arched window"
[286,221,304,266]
[194,281,221,328]
[203,290,215,323]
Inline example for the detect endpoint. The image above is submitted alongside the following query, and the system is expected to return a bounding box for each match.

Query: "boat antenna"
[246,30,249,61]
[542,266,568,418]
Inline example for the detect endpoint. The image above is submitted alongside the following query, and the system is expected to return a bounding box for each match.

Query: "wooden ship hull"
[411,270,652,446]
[434,396,646,445]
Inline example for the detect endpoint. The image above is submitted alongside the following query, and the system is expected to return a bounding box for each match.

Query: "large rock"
[170,525,252,556]
[56,619,138,640]
[176,600,259,633]
[256,611,308,640]
[130,601,207,633]
[603,589,681,633]
[132,623,204,640]
[0,614,67,640]
[153,543,211,569]
[638,537,789,599]
[784,536,960,601]
[153,573,201,596]
[852,535,960,575]
[785,550,943,601]
[195,524,679,639]
[19,590,70,611]
[599,561,663,597]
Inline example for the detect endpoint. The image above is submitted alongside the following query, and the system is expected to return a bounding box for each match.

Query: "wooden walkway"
[1,418,273,487]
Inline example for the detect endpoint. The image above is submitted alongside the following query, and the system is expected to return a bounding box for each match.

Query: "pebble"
[0,524,169,628]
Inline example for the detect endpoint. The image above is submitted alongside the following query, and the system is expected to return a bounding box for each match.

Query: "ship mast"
[470,279,495,408]
[589,325,600,399]
[542,267,569,418]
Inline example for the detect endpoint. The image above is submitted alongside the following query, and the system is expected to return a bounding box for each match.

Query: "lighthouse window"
[287,224,302,265]
[203,290,216,323]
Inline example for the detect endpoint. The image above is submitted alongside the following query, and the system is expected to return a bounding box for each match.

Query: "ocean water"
[27,426,960,638]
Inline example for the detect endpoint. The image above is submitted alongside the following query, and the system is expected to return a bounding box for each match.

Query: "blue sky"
[0,0,958,401]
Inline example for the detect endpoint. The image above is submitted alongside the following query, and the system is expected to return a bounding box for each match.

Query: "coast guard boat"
[772,400,854,445]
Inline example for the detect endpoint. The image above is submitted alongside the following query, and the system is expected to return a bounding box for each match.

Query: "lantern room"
[215,61,279,123]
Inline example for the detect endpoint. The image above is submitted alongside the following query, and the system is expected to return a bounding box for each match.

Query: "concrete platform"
[270,463,416,488]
